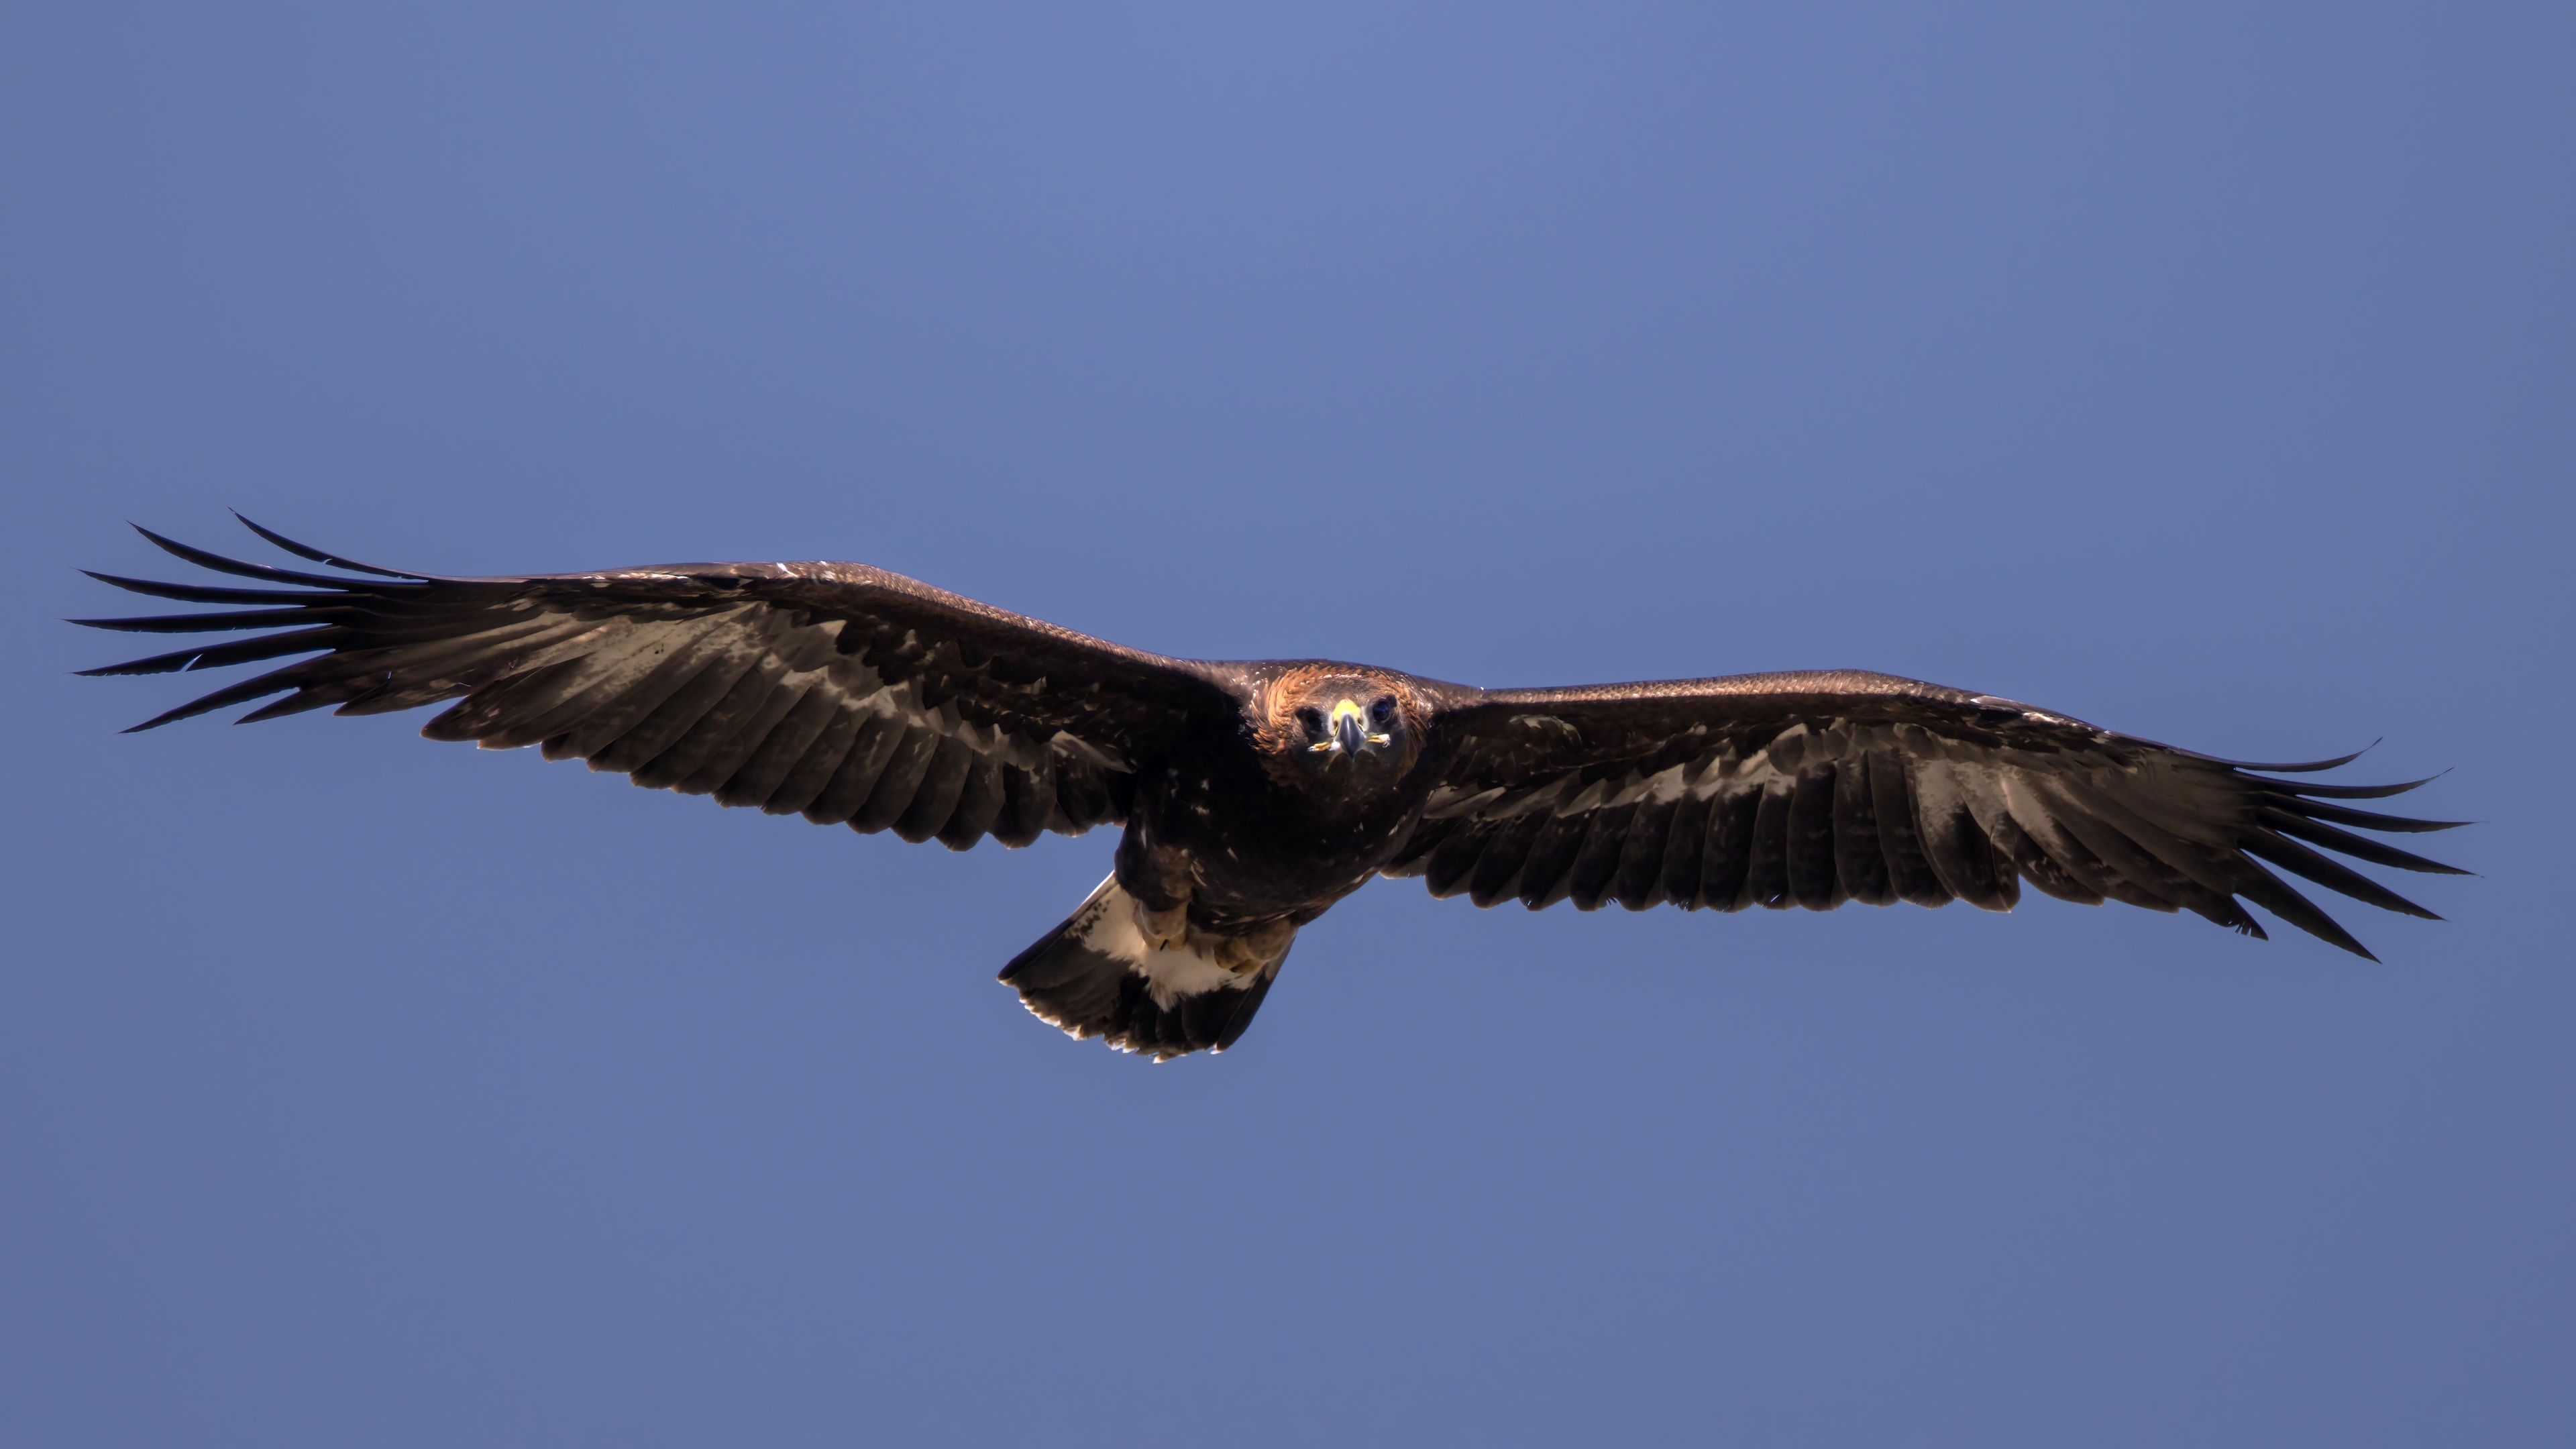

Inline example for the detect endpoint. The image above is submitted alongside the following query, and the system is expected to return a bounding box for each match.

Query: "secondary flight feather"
[78,517,2466,1059]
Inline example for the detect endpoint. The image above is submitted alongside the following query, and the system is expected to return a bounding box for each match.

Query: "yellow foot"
[1214,919,1295,976]
[1133,900,1189,955]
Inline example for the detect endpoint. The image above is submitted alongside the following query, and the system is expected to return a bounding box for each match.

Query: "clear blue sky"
[5,5,2569,1445]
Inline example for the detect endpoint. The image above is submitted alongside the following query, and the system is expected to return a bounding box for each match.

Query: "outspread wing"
[1387,670,2464,958]
[76,518,1237,848]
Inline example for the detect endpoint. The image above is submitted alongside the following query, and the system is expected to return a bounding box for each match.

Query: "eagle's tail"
[998,875,1289,1061]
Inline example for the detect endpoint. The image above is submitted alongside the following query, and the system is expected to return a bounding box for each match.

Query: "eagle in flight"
[79,518,2464,1060]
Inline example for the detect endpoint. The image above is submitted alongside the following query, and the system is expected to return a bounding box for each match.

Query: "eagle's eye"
[1369,696,1398,725]
[1294,706,1325,735]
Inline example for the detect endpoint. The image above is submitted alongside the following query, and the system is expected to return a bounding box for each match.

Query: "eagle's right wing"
[78,518,1240,849]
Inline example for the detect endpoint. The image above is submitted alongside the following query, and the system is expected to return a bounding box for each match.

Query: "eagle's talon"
[1134,900,1189,955]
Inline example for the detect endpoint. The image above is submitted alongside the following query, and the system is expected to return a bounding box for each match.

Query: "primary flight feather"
[78,517,2466,1060]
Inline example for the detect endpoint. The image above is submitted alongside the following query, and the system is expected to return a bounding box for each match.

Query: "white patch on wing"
[1046,729,1128,770]
[1998,768,2104,871]
[1911,757,1964,826]
[514,606,1122,774]
[773,661,1077,771]
[1428,716,2132,835]
[1071,875,1254,1009]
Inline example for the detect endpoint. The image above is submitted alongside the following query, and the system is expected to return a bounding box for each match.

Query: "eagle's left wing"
[1389,670,2463,957]
[77,519,1237,849]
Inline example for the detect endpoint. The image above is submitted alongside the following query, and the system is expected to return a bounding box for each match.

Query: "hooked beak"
[1330,699,1368,757]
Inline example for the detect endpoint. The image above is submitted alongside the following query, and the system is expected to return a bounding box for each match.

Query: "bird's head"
[1254,667,1423,786]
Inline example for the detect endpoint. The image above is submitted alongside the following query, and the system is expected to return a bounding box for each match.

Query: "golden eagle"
[78,519,2465,1060]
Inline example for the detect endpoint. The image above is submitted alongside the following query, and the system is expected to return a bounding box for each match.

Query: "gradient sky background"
[5,5,2571,1445]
